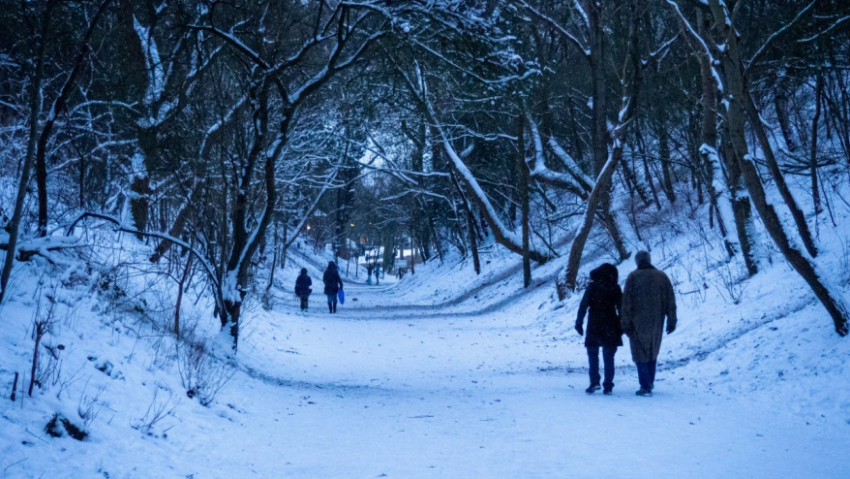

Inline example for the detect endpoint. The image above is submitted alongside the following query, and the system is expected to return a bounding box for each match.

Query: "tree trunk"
[744,89,818,258]
[79,154,86,208]
[694,9,742,263]
[657,118,676,204]
[705,0,847,335]
[174,241,195,340]
[428,120,550,264]
[150,180,205,262]
[737,150,848,336]
[467,207,481,275]
[811,74,823,215]
[265,216,280,299]
[641,145,661,211]
[220,81,280,350]
[600,205,630,261]
[29,321,46,397]
[588,1,607,177]
[772,70,797,152]
[620,151,651,207]
[564,143,629,291]
[35,0,112,237]
[564,0,640,290]
[518,114,532,288]
[0,0,54,303]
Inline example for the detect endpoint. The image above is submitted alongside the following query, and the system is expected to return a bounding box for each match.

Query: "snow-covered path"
[220,282,850,479]
[4,272,849,479]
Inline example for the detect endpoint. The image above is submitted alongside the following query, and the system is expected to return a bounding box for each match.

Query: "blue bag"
[338,288,345,305]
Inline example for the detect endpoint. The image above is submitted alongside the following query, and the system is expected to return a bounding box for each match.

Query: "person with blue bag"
[323,261,344,313]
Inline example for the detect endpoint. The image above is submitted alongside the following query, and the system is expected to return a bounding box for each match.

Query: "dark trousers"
[326,294,337,313]
[299,295,309,311]
[587,346,617,389]
[636,360,657,390]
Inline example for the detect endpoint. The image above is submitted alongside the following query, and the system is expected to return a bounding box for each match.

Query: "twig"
[3,458,27,476]
[25,428,50,444]
[10,372,18,402]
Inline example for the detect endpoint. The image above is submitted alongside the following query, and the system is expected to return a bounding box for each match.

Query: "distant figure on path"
[620,251,677,397]
[575,263,623,395]
[323,261,344,313]
[374,264,380,285]
[294,268,312,312]
[367,264,373,285]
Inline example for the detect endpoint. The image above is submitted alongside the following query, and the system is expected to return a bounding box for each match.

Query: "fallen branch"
[0,233,85,262]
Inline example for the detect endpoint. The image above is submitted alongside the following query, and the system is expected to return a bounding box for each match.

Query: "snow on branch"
[133,15,165,109]
[747,0,817,68]
[282,170,338,252]
[572,0,589,30]
[406,68,549,264]
[646,33,680,64]
[547,135,595,193]
[665,0,724,93]
[66,212,220,290]
[517,1,590,58]
[48,140,137,174]
[798,15,850,43]
[0,232,85,263]
[188,25,270,69]
[411,39,537,86]
[525,114,590,198]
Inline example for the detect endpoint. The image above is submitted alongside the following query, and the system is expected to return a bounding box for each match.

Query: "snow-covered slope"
[2,175,850,478]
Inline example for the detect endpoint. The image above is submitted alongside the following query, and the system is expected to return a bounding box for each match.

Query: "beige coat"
[620,266,677,363]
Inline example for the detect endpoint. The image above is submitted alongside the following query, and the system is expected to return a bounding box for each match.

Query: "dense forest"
[2,0,850,350]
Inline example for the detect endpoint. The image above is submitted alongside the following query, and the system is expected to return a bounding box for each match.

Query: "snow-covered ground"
[3,180,850,478]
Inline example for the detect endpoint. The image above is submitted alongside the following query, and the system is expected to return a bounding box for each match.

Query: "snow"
[133,15,165,124]
[2,183,850,479]
[518,1,590,58]
[526,115,589,194]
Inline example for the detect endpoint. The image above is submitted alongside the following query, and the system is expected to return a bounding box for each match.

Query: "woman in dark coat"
[322,261,344,313]
[294,268,312,312]
[575,263,623,394]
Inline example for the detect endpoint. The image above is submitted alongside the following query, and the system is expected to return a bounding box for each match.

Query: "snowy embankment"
[2,181,850,477]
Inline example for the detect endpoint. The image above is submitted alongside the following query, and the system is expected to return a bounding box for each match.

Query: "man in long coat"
[621,251,677,397]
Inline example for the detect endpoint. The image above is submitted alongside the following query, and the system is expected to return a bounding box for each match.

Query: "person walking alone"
[294,268,312,313]
[575,263,623,395]
[620,251,677,397]
[323,261,344,313]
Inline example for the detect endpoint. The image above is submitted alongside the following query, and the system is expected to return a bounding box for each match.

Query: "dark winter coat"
[323,265,343,295]
[620,260,677,363]
[576,264,623,348]
[295,273,312,297]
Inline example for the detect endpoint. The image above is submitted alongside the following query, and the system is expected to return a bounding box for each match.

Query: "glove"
[575,323,584,336]
[667,326,676,335]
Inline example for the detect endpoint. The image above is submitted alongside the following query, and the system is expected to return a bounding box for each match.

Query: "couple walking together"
[294,261,344,313]
[575,251,677,397]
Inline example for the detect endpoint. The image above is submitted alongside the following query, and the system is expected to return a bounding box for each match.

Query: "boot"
[328,303,333,313]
